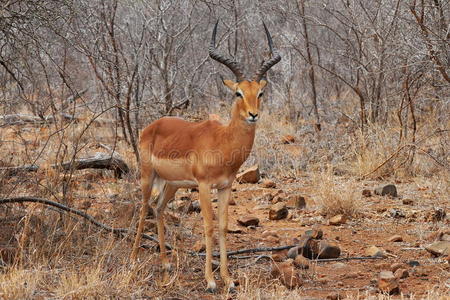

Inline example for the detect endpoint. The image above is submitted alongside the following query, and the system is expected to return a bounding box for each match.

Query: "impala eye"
[235,92,243,98]
[258,92,264,98]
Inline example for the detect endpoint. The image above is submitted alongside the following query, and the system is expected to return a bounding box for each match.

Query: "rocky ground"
[88,163,446,299]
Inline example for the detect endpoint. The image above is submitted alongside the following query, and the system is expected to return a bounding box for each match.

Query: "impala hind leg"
[218,187,235,292]
[131,166,156,261]
[155,184,178,275]
[198,182,216,292]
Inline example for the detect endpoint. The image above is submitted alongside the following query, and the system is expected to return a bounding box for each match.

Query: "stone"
[286,195,306,209]
[378,271,400,294]
[287,246,300,259]
[269,202,288,220]
[389,208,405,218]
[261,179,276,188]
[281,134,295,144]
[310,240,341,259]
[374,184,398,197]
[424,241,450,256]
[365,246,386,258]
[304,227,323,239]
[236,165,260,184]
[271,260,302,289]
[237,216,260,227]
[390,263,405,273]
[402,198,414,205]
[394,268,409,279]
[190,200,201,213]
[388,235,403,242]
[271,194,285,204]
[293,255,310,269]
[362,189,372,197]
[262,230,279,239]
[228,197,236,205]
[328,214,346,225]
[432,207,446,222]
[407,260,420,267]
[227,225,243,234]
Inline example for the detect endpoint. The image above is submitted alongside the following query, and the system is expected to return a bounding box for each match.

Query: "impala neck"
[227,102,256,150]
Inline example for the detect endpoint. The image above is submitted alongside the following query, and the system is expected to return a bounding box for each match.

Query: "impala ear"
[259,80,267,89]
[223,79,238,91]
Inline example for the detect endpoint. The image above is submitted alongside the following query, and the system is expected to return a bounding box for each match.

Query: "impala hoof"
[205,281,217,293]
[227,280,236,293]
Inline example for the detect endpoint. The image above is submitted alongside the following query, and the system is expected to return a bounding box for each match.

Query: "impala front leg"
[218,187,235,292]
[198,182,216,292]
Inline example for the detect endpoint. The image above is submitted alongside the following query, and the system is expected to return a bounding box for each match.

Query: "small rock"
[228,197,236,205]
[328,214,346,225]
[388,235,403,242]
[191,200,201,213]
[390,263,405,272]
[402,198,414,205]
[227,225,243,234]
[271,194,285,204]
[293,255,310,269]
[424,241,450,256]
[237,216,260,227]
[269,202,288,220]
[389,208,405,218]
[271,260,302,289]
[262,230,279,239]
[432,207,446,222]
[261,179,276,188]
[362,189,372,197]
[193,240,205,252]
[287,246,300,259]
[394,268,409,279]
[304,227,323,239]
[311,240,341,259]
[407,260,420,267]
[286,195,306,209]
[365,246,386,258]
[378,271,400,294]
[281,135,295,144]
[374,184,398,197]
[331,262,347,269]
[236,165,260,184]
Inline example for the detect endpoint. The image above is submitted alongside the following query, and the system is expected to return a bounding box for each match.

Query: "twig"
[362,129,450,178]
[193,245,297,257]
[0,196,172,250]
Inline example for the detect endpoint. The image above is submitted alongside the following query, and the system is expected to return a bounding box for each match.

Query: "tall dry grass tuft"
[0,268,43,300]
[311,168,361,217]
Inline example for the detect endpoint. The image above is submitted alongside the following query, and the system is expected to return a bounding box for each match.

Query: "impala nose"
[248,112,259,122]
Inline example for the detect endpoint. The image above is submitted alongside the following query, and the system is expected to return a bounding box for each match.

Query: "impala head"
[209,20,281,124]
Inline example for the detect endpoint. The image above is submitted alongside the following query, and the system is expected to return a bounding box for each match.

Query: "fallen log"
[0,152,129,178]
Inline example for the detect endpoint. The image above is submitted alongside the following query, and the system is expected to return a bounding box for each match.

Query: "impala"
[131,21,281,292]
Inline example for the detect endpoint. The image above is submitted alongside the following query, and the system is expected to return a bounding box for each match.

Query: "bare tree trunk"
[298,0,321,132]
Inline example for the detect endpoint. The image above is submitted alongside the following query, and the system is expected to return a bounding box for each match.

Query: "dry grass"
[310,167,362,217]
[1,99,449,299]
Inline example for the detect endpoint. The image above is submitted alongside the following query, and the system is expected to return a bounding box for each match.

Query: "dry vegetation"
[1,0,449,299]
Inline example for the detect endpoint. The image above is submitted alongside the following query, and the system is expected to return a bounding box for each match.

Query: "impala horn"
[253,22,281,81]
[209,20,245,82]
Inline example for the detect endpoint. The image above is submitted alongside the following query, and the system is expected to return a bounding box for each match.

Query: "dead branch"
[0,152,130,178]
[0,196,172,250]
[194,245,296,257]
